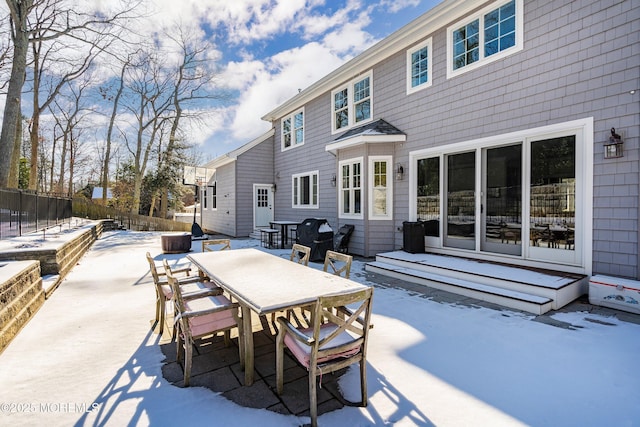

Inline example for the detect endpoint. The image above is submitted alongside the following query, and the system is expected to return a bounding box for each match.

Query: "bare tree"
[123,49,172,215]
[99,53,132,204]
[154,26,228,217]
[0,0,140,189]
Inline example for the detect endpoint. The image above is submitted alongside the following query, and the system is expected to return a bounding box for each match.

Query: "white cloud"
[379,0,421,13]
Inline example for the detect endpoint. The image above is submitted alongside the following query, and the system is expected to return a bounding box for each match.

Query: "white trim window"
[201,186,207,210]
[369,156,393,220]
[339,158,363,219]
[331,71,373,133]
[406,38,432,94]
[281,108,304,151]
[447,0,522,78]
[211,181,217,210]
[292,171,319,208]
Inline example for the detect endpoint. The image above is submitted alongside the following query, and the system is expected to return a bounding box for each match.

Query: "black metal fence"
[0,188,72,240]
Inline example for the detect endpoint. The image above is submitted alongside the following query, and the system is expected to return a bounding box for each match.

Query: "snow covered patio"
[0,229,639,426]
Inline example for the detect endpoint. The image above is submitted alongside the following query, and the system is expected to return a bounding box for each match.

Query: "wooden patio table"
[187,248,370,386]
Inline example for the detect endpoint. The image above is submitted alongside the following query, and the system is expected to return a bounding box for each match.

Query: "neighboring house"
[204,0,639,284]
[201,130,274,237]
[91,187,113,203]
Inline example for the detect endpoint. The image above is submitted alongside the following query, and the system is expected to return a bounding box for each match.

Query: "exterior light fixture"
[331,174,337,187]
[604,127,623,159]
[396,164,404,180]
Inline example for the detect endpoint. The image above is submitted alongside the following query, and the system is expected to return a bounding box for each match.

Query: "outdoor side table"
[161,232,192,253]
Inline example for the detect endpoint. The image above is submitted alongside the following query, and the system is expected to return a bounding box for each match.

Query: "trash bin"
[403,221,425,253]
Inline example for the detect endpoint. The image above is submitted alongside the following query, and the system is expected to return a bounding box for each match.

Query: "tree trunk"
[7,106,22,188]
[0,0,31,188]
[102,62,127,204]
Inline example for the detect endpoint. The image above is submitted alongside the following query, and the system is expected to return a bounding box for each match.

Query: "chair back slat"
[202,239,231,252]
[290,244,311,266]
[311,287,372,353]
[323,250,352,279]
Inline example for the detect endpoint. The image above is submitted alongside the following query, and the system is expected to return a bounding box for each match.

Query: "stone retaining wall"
[0,220,106,354]
[0,261,44,354]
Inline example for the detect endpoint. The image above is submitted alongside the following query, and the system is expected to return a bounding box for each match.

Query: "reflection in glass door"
[444,152,475,250]
[529,136,576,252]
[481,144,522,255]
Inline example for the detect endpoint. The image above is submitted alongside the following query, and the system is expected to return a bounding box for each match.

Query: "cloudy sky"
[143,0,442,161]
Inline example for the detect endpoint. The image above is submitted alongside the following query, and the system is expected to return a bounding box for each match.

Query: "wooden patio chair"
[276,287,373,427]
[298,249,355,326]
[166,268,244,387]
[147,252,202,335]
[271,244,312,324]
[202,239,231,252]
[323,250,353,279]
[290,243,311,266]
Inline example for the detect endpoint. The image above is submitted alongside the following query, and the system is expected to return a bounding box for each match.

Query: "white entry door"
[254,184,274,229]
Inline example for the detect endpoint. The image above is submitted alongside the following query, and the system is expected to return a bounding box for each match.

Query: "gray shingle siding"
[236,139,274,236]
[266,0,639,277]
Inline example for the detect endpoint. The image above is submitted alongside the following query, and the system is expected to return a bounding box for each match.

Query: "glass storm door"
[444,152,476,250]
[481,144,522,255]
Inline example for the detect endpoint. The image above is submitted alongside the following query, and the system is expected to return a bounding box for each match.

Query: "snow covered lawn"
[0,230,638,426]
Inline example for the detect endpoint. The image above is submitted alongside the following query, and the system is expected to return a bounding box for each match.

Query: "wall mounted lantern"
[604,127,623,159]
[396,164,404,180]
[331,174,337,187]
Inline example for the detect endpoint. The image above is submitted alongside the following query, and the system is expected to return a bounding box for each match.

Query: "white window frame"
[369,156,393,220]
[281,108,305,151]
[339,157,364,219]
[292,170,319,209]
[210,180,217,210]
[201,186,207,210]
[446,0,523,79]
[331,71,373,134]
[406,38,433,95]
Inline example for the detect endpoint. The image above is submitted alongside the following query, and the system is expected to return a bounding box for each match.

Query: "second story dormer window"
[447,0,522,78]
[332,71,373,133]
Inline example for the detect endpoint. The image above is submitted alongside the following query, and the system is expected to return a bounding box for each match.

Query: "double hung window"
[407,39,432,94]
[292,171,318,208]
[448,0,521,78]
[281,109,304,151]
[331,72,372,133]
[369,157,392,219]
[339,159,362,218]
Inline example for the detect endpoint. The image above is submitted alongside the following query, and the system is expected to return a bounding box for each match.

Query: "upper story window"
[369,156,392,220]
[339,158,363,218]
[406,38,432,94]
[447,0,522,79]
[331,71,373,133]
[292,171,319,208]
[281,108,304,151]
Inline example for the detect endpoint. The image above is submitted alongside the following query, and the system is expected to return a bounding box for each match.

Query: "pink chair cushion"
[184,295,236,338]
[284,323,361,368]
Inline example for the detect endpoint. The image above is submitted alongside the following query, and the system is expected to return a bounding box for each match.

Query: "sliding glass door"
[444,152,475,250]
[481,144,522,255]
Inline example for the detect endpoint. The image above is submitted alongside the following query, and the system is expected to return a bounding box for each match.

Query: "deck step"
[367,261,554,315]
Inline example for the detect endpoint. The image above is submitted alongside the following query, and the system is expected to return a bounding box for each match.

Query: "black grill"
[296,218,334,262]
